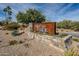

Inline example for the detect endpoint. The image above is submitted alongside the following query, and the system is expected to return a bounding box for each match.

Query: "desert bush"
[71,22,79,31]
[9,40,18,45]
[0,20,6,26]
[11,30,24,36]
[57,20,79,31]
[64,47,79,56]
[0,21,3,26]
[0,41,2,42]
[5,32,9,35]
[19,41,24,44]
[59,33,68,38]
[4,22,20,30]
[73,38,79,42]
[11,30,19,36]
[24,43,30,48]
[57,20,72,29]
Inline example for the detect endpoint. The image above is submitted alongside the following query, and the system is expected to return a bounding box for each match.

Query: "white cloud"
[58,4,73,14]
[0,16,5,21]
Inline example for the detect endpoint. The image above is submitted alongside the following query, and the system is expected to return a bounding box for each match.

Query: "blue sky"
[0,3,79,22]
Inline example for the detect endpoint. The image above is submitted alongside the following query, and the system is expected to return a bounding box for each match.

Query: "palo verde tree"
[3,6,12,24]
[16,8,46,24]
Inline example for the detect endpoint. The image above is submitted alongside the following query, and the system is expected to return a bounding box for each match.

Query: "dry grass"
[64,47,79,56]
[73,38,79,42]
[9,40,18,45]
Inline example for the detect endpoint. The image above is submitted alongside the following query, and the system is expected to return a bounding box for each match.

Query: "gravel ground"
[0,28,64,56]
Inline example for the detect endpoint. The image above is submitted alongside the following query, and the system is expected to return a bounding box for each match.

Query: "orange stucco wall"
[32,22,56,35]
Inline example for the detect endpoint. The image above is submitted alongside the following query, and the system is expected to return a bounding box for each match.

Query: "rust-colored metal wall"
[32,22,56,35]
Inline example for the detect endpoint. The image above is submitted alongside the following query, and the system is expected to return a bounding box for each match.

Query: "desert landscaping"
[0,4,79,56]
[0,25,79,56]
[0,26,64,56]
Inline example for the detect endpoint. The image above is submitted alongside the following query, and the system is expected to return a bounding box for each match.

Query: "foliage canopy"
[16,9,46,24]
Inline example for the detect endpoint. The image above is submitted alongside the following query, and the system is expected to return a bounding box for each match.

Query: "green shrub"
[4,22,20,30]
[64,48,79,56]
[11,30,24,36]
[11,30,19,36]
[59,34,68,38]
[73,38,79,42]
[9,40,18,45]
[0,20,6,26]
[57,20,79,31]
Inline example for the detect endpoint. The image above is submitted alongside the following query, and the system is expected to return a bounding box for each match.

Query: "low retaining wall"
[26,30,73,51]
